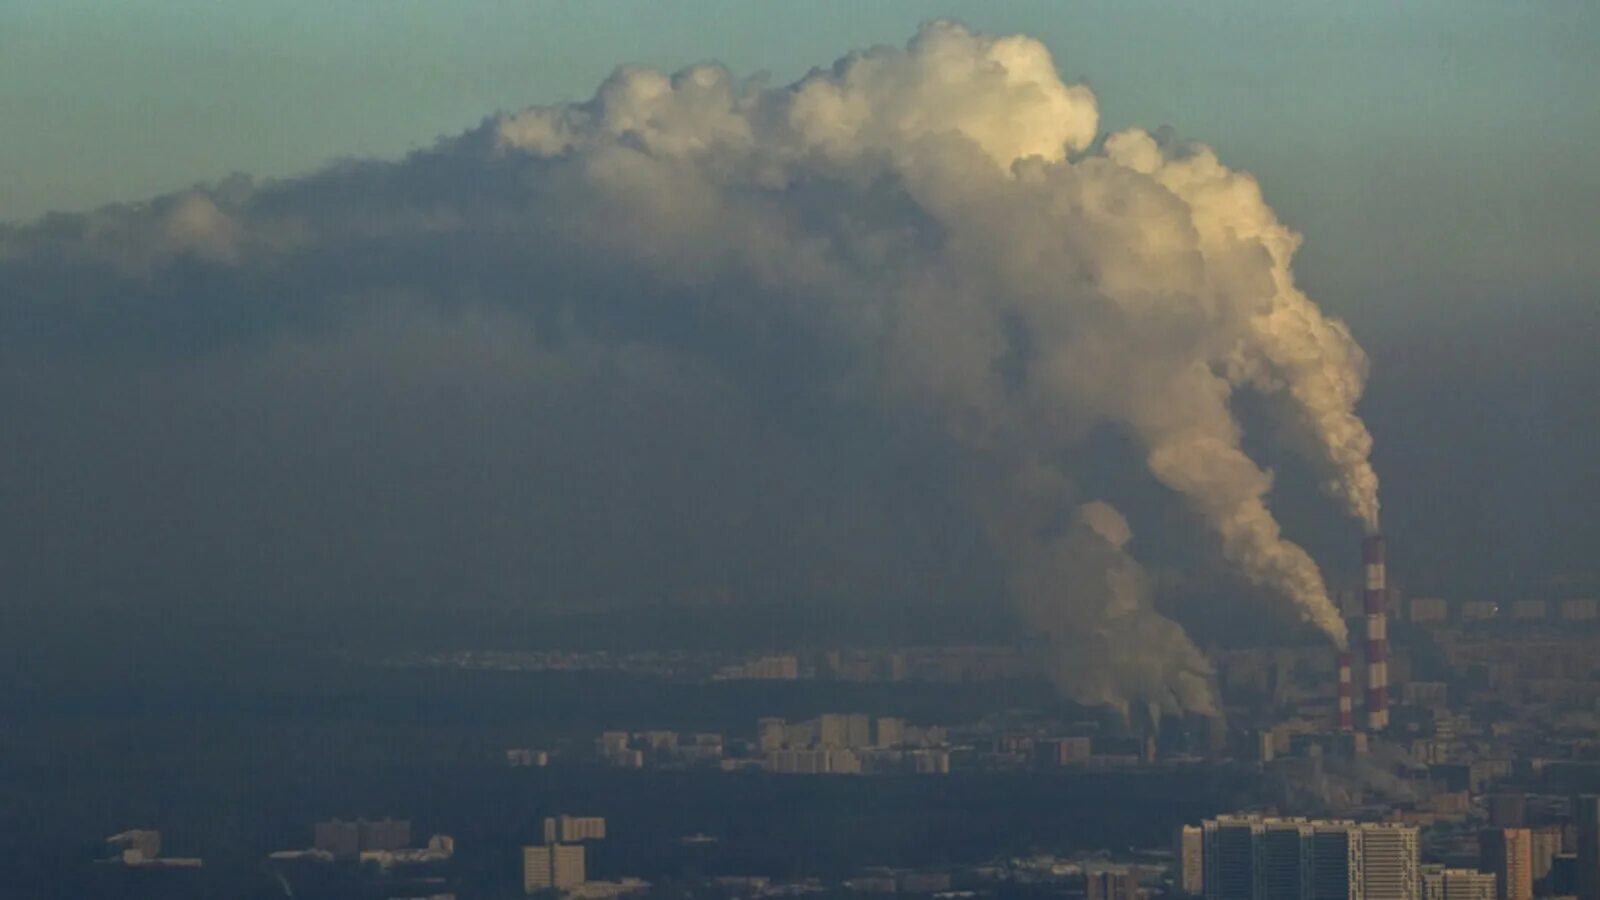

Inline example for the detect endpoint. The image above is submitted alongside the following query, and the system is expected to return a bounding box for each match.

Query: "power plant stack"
[1337,651,1354,731]
[1363,534,1389,731]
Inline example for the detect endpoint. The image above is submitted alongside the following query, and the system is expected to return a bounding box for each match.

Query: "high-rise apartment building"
[1201,815,1420,900]
[1422,867,1497,900]
[544,816,606,843]
[1479,829,1533,900]
[1530,826,1563,887]
[1177,825,1204,896]
[1574,795,1600,900]
[1355,822,1421,900]
[523,843,586,893]
[1203,817,1257,900]
[874,717,905,748]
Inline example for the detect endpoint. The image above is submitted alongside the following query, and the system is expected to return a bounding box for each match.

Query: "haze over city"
[0,4,1596,900]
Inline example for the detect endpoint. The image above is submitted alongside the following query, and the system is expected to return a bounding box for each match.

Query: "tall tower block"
[1363,535,1389,731]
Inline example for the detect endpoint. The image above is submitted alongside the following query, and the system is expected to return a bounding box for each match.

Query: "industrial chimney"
[1363,535,1389,730]
[1337,651,1354,731]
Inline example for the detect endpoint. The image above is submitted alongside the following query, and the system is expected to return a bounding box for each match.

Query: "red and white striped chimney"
[1337,651,1354,731]
[1363,534,1389,730]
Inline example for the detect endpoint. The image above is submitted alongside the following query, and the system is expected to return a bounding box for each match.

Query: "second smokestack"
[1363,534,1389,730]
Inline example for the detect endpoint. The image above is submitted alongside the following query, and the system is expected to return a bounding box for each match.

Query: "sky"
[1,3,1597,679]
[5,2,1597,308]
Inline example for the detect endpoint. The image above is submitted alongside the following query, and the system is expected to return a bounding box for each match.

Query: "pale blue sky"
[2,1,1596,316]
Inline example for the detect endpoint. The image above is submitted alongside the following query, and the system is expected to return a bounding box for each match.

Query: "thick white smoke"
[5,21,1382,709]
[489,21,1373,654]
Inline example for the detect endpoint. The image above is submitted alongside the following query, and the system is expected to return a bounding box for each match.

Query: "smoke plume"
[1015,492,1219,717]
[0,22,1382,709]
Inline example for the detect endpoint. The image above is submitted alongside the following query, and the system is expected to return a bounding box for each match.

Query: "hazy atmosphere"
[2,7,1598,897]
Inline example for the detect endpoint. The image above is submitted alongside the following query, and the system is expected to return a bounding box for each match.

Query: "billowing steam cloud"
[996,477,1219,718]
[0,22,1381,711]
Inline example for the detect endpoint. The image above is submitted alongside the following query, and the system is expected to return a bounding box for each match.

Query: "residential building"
[874,717,905,748]
[1176,825,1204,896]
[1422,867,1497,900]
[524,844,586,893]
[1479,829,1533,900]
[1201,815,1420,900]
[545,816,606,843]
[1573,795,1600,900]
[1530,826,1563,886]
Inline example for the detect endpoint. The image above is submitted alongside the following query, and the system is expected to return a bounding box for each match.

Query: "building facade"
[524,843,586,892]
[1574,795,1600,900]
[1479,828,1532,900]
[544,816,606,843]
[1422,867,1497,900]
[1201,815,1420,900]
[1177,825,1205,896]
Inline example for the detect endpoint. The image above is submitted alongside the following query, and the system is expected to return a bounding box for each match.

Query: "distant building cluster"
[595,729,725,768]
[393,644,1035,685]
[562,706,1227,779]
[713,654,799,680]
[86,529,1600,900]
[753,713,949,774]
